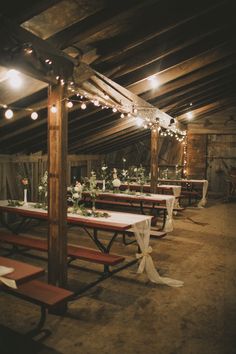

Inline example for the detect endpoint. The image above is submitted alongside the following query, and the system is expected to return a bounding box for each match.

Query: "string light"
[186,111,193,120]
[5,109,14,119]
[81,102,87,110]
[66,101,73,108]
[7,69,22,89]
[31,111,38,120]
[183,136,188,178]
[50,105,57,113]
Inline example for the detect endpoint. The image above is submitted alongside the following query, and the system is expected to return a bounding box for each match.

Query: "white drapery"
[197,180,209,208]
[133,219,183,287]
[164,197,175,232]
[0,266,17,288]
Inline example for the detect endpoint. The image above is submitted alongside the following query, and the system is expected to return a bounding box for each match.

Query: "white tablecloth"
[100,192,175,232]
[0,201,182,288]
[0,266,17,288]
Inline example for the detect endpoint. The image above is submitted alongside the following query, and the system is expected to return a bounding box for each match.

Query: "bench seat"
[2,279,74,337]
[0,233,125,266]
[4,279,73,307]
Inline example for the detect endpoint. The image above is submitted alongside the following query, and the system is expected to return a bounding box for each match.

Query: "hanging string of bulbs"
[1,40,186,142]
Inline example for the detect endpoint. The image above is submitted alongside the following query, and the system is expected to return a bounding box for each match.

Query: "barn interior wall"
[104,136,184,177]
[0,154,103,200]
[187,132,236,194]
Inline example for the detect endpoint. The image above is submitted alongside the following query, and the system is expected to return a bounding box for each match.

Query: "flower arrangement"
[21,178,29,188]
[67,181,83,212]
[38,171,48,206]
[112,177,121,193]
[7,200,24,207]
[134,165,147,193]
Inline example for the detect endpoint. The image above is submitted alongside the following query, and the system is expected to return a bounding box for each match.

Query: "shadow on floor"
[0,325,63,354]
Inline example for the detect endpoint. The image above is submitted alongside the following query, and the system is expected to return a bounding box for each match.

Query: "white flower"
[38,186,43,191]
[67,186,72,192]
[112,178,121,188]
[134,168,137,172]
[73,193,80,199]
[101,166,107,171]
[74,183,83,192]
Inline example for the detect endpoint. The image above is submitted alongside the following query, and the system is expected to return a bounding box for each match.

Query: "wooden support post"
[150,128,159,193]
[48,84,68,296]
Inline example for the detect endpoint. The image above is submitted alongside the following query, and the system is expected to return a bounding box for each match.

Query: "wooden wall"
[187,129,236,194]
[186,134,207,179]
[104,136,184,175]
[0,154,103,201]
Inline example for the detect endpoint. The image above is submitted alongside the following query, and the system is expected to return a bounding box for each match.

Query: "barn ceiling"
[0,0,236,154]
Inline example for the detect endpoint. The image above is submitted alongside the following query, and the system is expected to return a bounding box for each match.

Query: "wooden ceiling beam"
[142,54,236,102]
[101,26,233,79]
[171,88,236,119]
[93,0,224,65]
[128,42,236,95]
[48,0,157,50]
[1,0,61,24]
[120,37,236,88]
[0,16,76,85]
[152,67,236,109]
[178,97,236,122]
[162,77,236,114]
[75,130,150,154]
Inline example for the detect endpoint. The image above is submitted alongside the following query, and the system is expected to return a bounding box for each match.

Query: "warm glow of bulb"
[81,103,87,110]
[5,109,13,119]
[66,101,73,108]
[94,99,100,106]
[31,111,38,120]
[186,111,193,119]
[147,75,160,88]
[120,113,125,118]
[50,105,57,113]
[136,117,144,127]
[7,69,22,89]
[112,107,117,113]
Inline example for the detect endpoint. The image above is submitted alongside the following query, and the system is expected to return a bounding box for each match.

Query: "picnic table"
[157,178,208,207]
[0,201,182,288]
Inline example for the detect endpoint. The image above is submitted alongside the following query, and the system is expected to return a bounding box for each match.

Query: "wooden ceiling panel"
[1,0,236,154]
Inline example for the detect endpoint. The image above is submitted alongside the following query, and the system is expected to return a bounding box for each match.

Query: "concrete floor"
[0,198,236,354]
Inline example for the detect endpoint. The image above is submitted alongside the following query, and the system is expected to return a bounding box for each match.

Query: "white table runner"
[0,266,17,288]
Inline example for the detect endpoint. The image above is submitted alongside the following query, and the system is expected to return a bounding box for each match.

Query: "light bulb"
[147,75,160,89]
[120,113,125,118]
[50,105,57,113]
[186,111,193,119]
[7,69,22,89]
[112,107,117,113]
[66,101,73,108]
[5,109,13,119]
[81,103,87,110]
[136,117,144,127]
[31,111,38,120]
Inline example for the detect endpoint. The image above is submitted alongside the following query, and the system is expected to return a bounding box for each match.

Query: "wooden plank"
[0,16,75,84]
[0,256,44,286]
[128,42,236,95]
[47,84,68,291]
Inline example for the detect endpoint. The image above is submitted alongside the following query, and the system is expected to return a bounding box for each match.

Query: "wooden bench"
[0,233,125,267]
[2,279,74,337]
